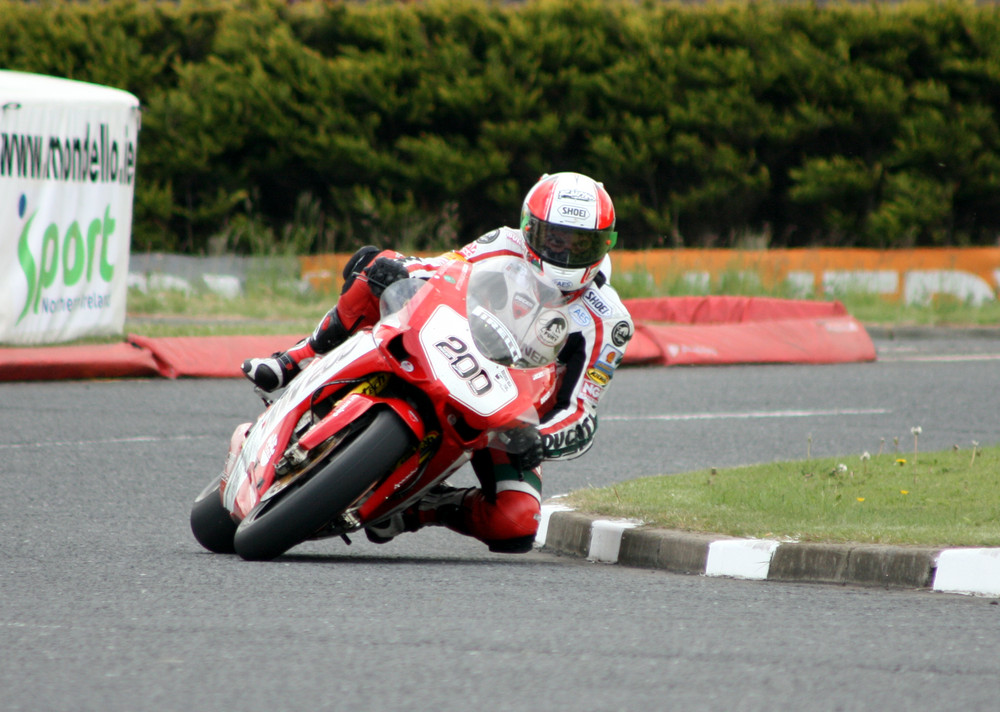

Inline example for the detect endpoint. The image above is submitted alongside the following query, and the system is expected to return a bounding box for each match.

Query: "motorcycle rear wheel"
[233,407,414,561]
[190,477,238,554]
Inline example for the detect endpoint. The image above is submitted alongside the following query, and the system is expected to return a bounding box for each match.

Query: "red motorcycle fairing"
[220,422,252,497]
[227,336,410,520]
[298,391,424,452]
[207,256,565,556]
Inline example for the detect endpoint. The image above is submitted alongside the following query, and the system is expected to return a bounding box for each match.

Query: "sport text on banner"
[0,71,140,345]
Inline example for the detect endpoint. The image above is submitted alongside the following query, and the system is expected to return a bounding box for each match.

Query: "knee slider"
[309,309,348,354]
[486,534,536,554]
[490,490,541,541]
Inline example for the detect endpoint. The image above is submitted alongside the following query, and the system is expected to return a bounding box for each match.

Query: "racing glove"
[499,424,545,472]
[363,257,410,297]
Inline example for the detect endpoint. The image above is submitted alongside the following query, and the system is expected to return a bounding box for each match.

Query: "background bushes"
[4,0,1000,253]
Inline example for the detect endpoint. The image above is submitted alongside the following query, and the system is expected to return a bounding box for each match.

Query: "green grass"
[125,286,330,338]
[826,291,1000,327]
[564,445,1000,547]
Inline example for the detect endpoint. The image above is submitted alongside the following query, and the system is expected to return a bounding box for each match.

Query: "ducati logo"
[512,293,535,319]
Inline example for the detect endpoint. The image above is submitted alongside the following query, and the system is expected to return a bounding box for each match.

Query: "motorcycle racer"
[241,172,633,553]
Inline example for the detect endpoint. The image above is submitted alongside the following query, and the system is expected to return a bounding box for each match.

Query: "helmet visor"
[525,216,617,269]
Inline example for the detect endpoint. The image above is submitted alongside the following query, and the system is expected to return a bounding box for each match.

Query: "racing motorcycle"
[190,256,570,561]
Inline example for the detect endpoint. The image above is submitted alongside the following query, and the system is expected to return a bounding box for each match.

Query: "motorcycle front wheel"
[233,407,415,561]
[190,476,238,554]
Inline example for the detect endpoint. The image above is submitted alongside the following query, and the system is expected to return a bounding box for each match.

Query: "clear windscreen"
[465,256,570,369]
[377,256,570,369]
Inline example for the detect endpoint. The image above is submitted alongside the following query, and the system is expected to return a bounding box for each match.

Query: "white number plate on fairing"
[420,305,516,417]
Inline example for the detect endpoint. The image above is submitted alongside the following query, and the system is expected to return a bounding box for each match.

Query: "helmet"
[520,172,617,292]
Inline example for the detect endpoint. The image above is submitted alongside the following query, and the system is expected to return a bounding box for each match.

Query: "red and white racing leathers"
[329,228,634,551]
[433,227,634,461]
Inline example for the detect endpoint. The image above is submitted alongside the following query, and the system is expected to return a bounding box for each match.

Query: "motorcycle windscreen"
[465,257,569,368]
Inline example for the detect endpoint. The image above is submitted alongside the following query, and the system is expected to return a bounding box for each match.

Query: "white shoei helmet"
[520,172,617,293]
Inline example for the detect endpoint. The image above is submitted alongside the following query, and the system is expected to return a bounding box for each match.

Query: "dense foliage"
[4,0,1000,253]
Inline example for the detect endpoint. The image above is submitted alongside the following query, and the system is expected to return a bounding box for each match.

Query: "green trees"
[4,0,1000,252]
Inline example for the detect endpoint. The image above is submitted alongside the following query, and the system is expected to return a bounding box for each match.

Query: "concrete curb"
[536,504,1000,597]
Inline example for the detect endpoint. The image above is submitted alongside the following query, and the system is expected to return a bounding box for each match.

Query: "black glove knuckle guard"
[507,426,544,471]
[364,258,408,297]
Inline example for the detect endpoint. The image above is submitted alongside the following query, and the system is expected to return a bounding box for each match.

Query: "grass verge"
[563,445,1000,547]
[124,287,331,338]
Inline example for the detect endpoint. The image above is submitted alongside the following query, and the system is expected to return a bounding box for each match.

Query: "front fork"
[258,375,420,505]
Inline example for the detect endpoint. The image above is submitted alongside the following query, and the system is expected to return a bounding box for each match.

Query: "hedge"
[4,0,1000,253]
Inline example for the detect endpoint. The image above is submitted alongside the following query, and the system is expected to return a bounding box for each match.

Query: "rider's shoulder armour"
[457,227,526,262]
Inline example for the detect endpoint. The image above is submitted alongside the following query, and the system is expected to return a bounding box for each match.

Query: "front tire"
[233,408,415,561]
[190,477,237,554]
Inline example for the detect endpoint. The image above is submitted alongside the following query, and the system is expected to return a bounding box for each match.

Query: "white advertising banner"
[0,70,139,345]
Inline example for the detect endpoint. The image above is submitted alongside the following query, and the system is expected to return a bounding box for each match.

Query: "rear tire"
[190,477,237,554]
[233,408,414,561]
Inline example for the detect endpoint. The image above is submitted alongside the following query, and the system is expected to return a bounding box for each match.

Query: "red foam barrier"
[618,328,664,364]
[0,341,162,382]
[0,296,875,381]
[127,334,299,379]
[0,335,300,382]
[623,295,848,324]
[620,296,875,366]
[631,318,875,366]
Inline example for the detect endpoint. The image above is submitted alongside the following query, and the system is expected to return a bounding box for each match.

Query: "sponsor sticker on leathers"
[586,368,610,386]
[612,320,632,347]
[583,289,612,317]
[581,380,603,405]
[594,345,622,376]
[569,304,592,327]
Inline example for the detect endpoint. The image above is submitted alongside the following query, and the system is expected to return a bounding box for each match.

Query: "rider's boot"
[365,484,470,544]
[240,308,349,391]
[241,245,395,392]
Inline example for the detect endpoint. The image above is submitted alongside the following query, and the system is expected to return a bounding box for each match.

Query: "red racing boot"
[240,309,348,391]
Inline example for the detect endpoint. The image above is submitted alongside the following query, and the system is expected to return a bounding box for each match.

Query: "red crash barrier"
[127,334,296,379]
[0,297,875,381]
[620,296,875,366]
[623,295,848,324]
[0,335,297,381]
[0,341,162,381]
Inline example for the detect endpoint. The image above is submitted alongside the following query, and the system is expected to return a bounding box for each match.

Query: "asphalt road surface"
[2,333,1000,711]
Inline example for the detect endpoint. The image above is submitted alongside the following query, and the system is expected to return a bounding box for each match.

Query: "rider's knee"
[495,490,541,534]
[472,490,540,553]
